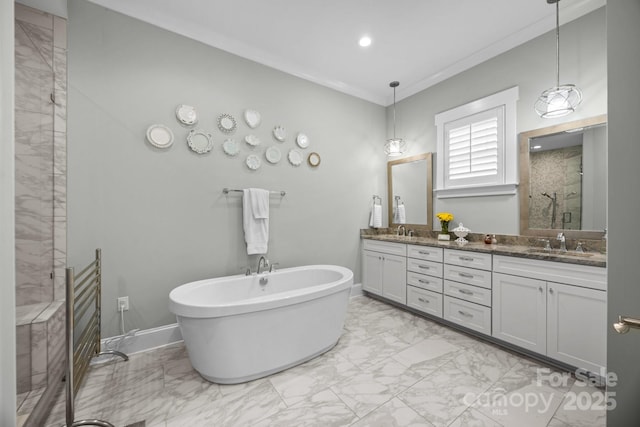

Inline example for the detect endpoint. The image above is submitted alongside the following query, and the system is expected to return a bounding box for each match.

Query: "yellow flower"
[436,212,454,223]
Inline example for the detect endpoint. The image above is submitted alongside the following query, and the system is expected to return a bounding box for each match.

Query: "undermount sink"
[525,248,594,258]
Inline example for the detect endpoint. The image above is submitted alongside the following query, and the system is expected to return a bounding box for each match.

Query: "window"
[435,87,519,198]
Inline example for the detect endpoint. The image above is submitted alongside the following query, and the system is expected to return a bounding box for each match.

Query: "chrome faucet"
[256,256,269,274]
[557,232,567,252]
[396,225,406,236]
[539,238,552,251]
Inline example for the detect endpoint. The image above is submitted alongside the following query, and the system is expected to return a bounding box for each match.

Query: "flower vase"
[438,222,450,241]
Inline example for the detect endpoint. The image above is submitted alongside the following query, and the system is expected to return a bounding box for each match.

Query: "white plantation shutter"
[444,106,504,188]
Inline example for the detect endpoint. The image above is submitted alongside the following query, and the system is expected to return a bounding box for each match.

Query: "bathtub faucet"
[257,256,269,274]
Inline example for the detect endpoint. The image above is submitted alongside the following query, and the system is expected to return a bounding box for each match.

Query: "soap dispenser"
[491,234,497,244]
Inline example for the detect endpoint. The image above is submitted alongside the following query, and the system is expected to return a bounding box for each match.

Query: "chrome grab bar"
[613,316,640,334]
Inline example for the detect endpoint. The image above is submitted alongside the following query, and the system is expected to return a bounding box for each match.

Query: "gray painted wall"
[1,2,16,426]
[68,2,606,336]
[390,7,607,235]
[607,0,640,424]
[67,0,387,336]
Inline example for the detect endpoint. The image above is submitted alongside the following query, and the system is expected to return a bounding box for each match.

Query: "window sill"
[434,183,518,199]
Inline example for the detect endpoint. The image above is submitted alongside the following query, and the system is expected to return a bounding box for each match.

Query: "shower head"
[541,192,553,199]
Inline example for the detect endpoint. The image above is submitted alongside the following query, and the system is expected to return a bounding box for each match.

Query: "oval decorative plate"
[296,133,309,148]
[218,113,237,133]
[223,138,239,156]
[175,104,198,126]
[265,146,281,164]
[244,109,261,129]
[187,129,213,154]
[246,154,261,170]
[245,134,261,147]
[288,149,303,166]
[146,124,174,149]
[308,152,321,167]
[273,126,286,142]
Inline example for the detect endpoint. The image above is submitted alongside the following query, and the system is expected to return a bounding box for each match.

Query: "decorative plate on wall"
[265,146,281,164]
[187,129,213,154]
[175,104,198,126]
[223,138,240,156]
[288,149,303,167]
[296,133,309,148]
[273,126,286,142]
[218,113,237,133]
[244,109,261,129]
[146,124,174,149]
[246,154,261,170]
[245,134,261,147]
[308,152,321,167]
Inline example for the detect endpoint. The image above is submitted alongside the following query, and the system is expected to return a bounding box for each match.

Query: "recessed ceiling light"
[358,36,372,47]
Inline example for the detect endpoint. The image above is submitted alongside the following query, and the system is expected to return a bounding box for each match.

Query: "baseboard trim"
[93,323,183,364]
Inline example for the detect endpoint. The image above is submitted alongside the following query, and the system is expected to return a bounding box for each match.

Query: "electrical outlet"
[117,296,129,311]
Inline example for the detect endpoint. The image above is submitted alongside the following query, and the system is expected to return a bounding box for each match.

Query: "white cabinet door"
[382,253,407,304]
[492,273,547,354]
[362,250,383,296]
[547,282,607,373]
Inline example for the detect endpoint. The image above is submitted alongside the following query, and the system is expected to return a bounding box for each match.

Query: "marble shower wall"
[14,3,67,305]
[529,145,583,230]
[14,1,67,404]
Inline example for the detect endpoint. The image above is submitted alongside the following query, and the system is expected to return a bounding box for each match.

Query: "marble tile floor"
[43,295,606,427]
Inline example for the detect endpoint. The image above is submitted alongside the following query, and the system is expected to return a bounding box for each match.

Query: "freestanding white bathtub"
[169,264,353,384]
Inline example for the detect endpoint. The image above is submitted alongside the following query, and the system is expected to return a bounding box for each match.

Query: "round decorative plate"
[273,126,286,142]
[246,154,261,170]
[244,109,261,129]
[245,134,261,147]
[218,113,237,133]
[175,104,198,126]
[296,133,309,148]
[308,152,321,167]
[187,129,213,154]
[223,138,239,156]
[265,146,282,164]
[288,149,303,167]
[146,124,174,149]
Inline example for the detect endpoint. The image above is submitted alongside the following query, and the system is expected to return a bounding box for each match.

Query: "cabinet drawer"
[444,280,491,307]
[407,271,443,293]
[407,245,443,262]
[444,296,491,335]
[408,286,443,318]
[362,239,406,256]
[407,258,443,277]
[444,264,492,289]
[444,249,492,271]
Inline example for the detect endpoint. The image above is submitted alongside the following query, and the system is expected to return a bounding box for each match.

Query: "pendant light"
[534,0,582,118]
[384,81,406,157]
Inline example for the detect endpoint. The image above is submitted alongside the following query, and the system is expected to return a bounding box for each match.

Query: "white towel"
[397,204,406,224]
[243,188,270,255]
[369,203,382,228]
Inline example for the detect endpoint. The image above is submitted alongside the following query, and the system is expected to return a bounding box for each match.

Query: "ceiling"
[86,0,605,106]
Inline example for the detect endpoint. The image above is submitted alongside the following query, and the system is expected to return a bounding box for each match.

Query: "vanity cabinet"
[443,249,492,334]
[362,240,407,304]
[492,255,607,373]
[406,244,443,317]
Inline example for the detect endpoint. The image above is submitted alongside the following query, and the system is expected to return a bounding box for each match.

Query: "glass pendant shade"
[535,84,583,118]
[386,81,406,156]
[535,0,582,118]
[384,138,406,157]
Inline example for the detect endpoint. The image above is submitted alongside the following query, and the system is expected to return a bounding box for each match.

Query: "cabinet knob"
[549,288,554,294]
[539,286,543,292]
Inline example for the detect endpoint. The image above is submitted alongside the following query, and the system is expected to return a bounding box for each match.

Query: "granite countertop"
[361,234,606,268]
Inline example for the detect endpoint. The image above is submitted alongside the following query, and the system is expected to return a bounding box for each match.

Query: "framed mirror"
[387,152,433,229]
[519,115,607,239]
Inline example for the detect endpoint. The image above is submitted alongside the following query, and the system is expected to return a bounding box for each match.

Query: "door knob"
[613,315,640,334]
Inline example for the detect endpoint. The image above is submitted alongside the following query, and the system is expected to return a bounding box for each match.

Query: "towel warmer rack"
[223,187,286,196]
[65,248,128,427]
